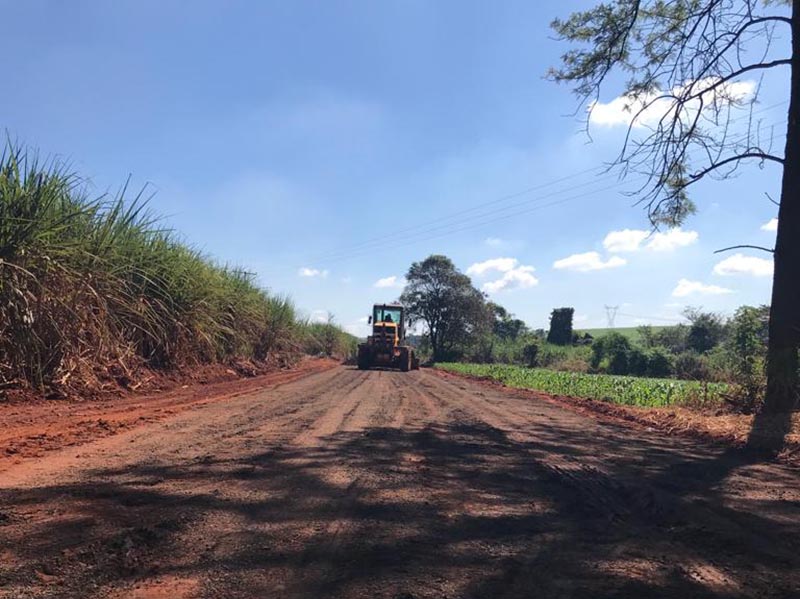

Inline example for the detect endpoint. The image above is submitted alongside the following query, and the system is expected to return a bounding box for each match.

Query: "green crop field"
[577,326,672,343]
[436,363,729,407]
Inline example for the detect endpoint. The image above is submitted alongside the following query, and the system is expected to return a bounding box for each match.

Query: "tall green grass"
[437,363,730,407]
[0,143,338,391]
[300,321,358,359]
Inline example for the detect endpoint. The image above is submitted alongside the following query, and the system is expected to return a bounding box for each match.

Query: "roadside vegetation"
[0,144,353,396]
[301,319,358,359]
[401,254,773,412]
[437,363,729,407]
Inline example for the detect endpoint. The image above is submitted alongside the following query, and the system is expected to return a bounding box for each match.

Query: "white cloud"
[483,237,523,250]
[603,229,649,253]
[309,310,330,323]
[713,253,773,277]
[345,318,370,337]
[553,252,627,272]
[590,78,756,129]
[672,278,733,298]
[482,265,538,294]
[466,257,518,276]
[603,227,698,253]
[374,275,405,288]
[299,267,329,278]
[761,218,778,232]
[647,228,699,251]
[467,257,539,293]
[590,94,646,127]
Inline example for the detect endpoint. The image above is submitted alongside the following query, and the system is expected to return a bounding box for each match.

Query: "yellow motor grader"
[357,303,419,371]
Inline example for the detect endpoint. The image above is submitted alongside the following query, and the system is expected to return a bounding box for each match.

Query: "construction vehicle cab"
[357,303,419,371]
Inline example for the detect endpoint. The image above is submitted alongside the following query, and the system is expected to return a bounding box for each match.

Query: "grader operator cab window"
[373,306,401,325]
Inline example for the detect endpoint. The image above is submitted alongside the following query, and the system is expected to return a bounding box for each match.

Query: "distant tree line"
[400,254,775,413]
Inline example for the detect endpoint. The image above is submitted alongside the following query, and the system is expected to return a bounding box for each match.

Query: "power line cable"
[285,100,790,268]
[260,110,788,274]
[305,170,626,264]
[308,179,644,268]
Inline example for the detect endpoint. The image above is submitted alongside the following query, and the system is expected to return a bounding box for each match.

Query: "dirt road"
[2,366,799,598]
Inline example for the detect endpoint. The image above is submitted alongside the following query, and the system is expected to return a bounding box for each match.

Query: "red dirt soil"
[432,368,800,464]
[1,366,799,598]
[0,358,338,471]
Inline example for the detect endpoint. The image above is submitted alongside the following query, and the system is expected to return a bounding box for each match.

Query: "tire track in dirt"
[1,366,799,599]
[416,369,800,596]
[0,367,362,599]
[202,369,417,596]
[277,371,404,597]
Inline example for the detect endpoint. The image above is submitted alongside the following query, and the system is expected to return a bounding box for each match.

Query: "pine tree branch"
[714,244,775,254]
[690,151,785,181]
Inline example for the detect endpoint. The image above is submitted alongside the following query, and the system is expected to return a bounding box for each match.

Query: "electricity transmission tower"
[604,305,619,329]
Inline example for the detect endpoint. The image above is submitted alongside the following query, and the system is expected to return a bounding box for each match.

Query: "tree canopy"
[400,255,491,362]
[550,0,790,224]
[547,307,575,346]
[550,0,799,444]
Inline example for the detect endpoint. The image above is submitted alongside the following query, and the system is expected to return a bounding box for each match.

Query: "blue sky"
[1,1,786,335]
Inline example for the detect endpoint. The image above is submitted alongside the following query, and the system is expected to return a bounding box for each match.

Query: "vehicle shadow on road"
[1,418,799,598]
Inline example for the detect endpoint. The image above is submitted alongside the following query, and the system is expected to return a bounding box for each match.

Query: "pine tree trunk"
[756,1,800,434]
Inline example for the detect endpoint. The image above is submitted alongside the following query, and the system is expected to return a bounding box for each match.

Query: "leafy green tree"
[489,302,528,341]
[727,305,770,410]
[646,347,675,378]
[684,308,728,354]
[549,0,798,423]
[591,332,633,373]
[400,255,490,362]
[523,341,540,368]
[653,324,690,355]
[627,346,649,376]
[637,325,657,349]
[674,351,712,380]
[547,307,575,345]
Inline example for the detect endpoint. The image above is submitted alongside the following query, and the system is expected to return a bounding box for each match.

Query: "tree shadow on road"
[1,417,799,598]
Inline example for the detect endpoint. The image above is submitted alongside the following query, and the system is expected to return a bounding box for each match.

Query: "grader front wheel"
[400,348,411,372]
[357,346,371,370]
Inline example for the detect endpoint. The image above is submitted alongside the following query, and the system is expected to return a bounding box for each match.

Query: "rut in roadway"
[1,366,799,598]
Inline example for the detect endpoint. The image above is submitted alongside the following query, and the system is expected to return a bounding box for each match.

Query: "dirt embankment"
[1,366,799,598]
[0,358,338,471]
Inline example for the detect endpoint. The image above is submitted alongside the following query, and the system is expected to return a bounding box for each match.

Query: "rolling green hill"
[577,326,672,343]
